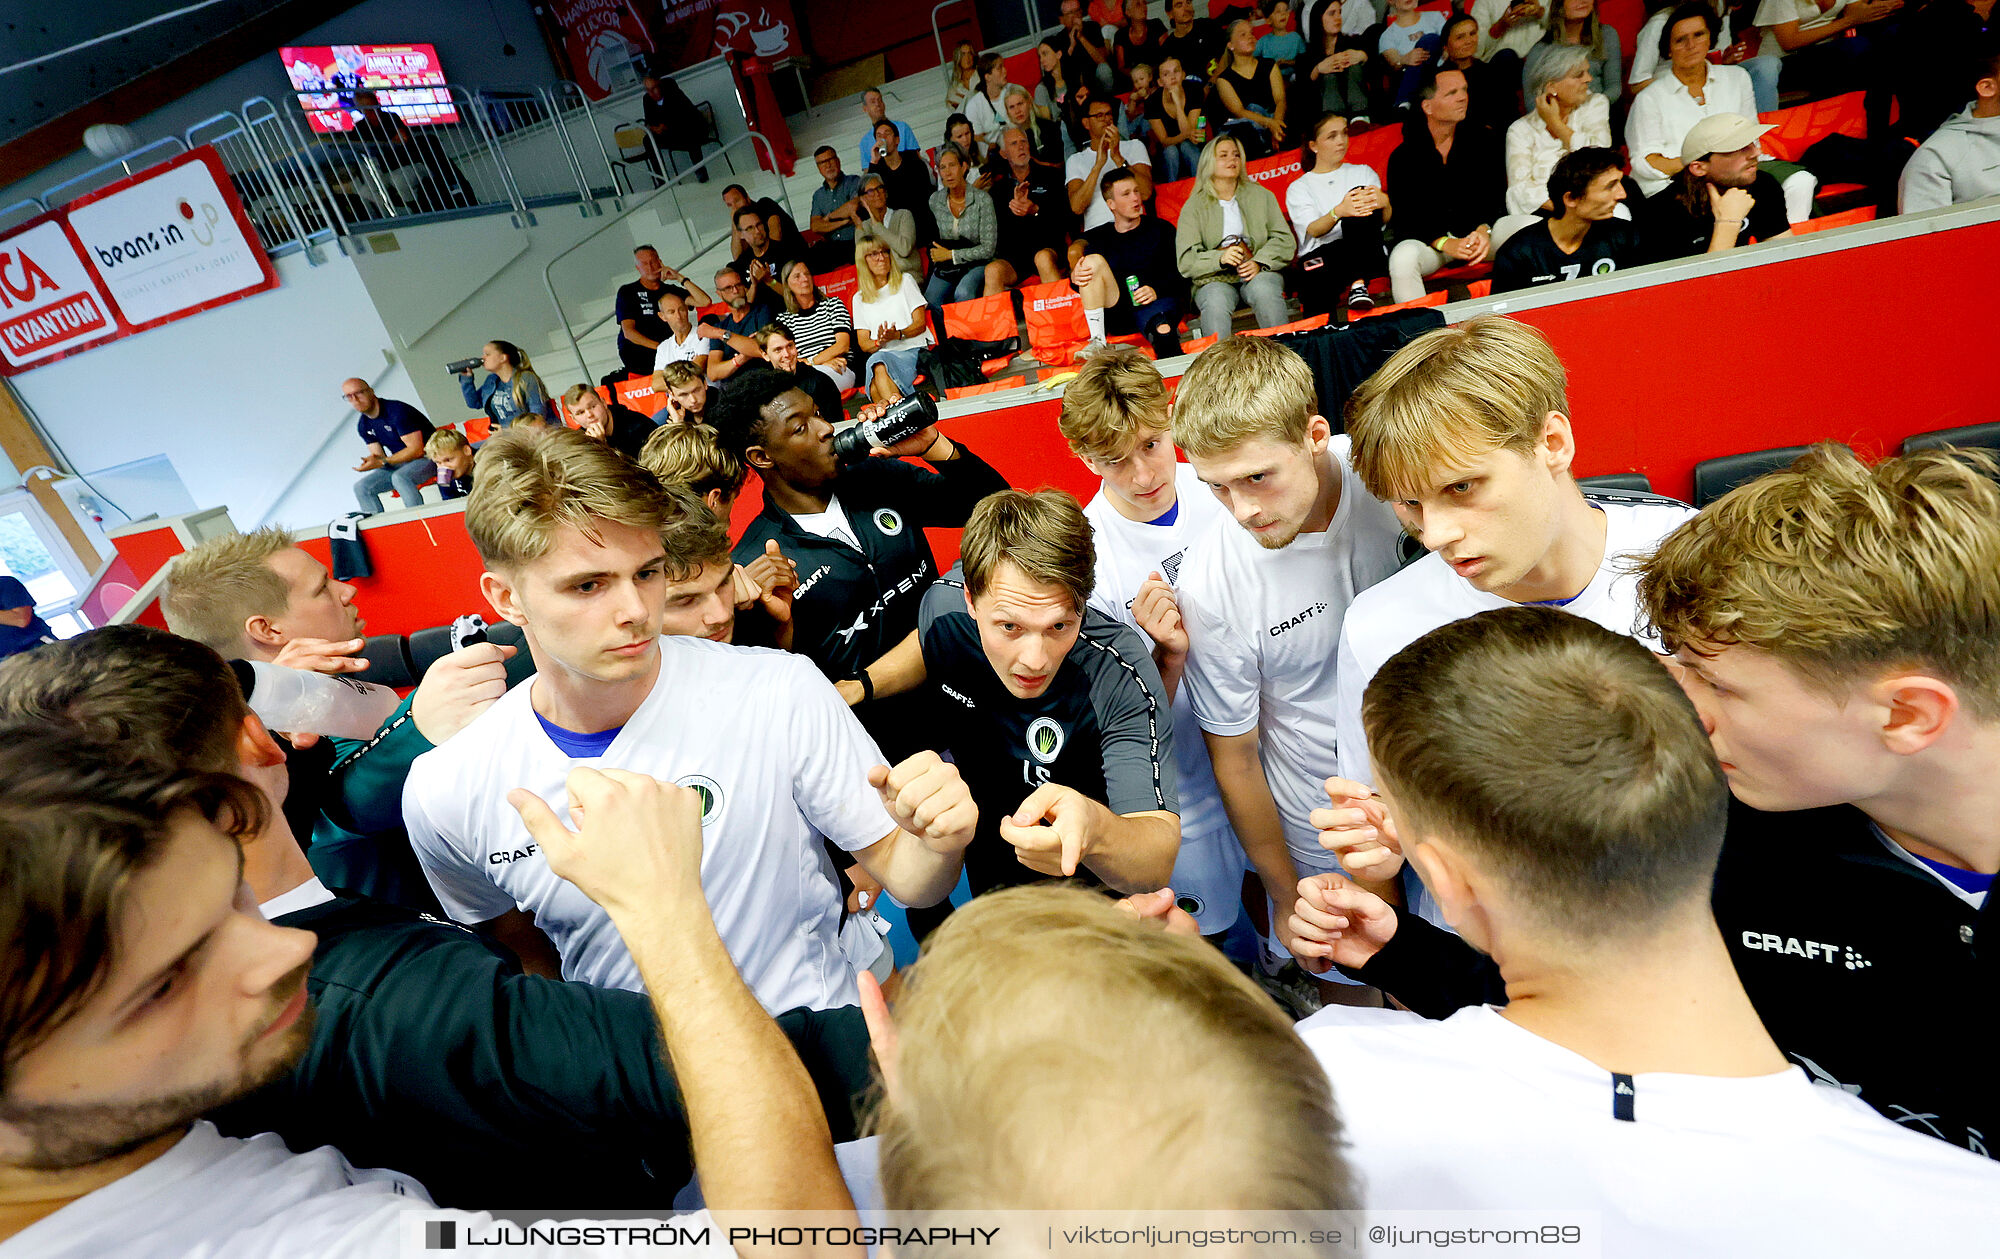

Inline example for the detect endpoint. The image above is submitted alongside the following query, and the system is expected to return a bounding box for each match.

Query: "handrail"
[546,80,619,198]
[40,136,189,208]
[542,130,795,379]
[442,82,531,221]
[0,198,46,232]
[934,0,973,86]
[184,109,321,262]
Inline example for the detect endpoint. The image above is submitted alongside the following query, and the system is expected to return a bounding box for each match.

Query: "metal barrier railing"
[0,199,46,233]
[542,130,797,380]
[184,110,328,260]
[242,95,352,242]
[268,84,527,225]
[546,80,622,198]
[40,137,189,208]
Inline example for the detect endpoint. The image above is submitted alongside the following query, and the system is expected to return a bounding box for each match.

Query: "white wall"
[6,249,419,532]
[3,0,559,208]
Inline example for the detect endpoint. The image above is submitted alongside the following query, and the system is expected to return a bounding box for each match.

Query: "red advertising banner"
[280,44,458,133]
[0,148,279,377]
[544,0,659,100]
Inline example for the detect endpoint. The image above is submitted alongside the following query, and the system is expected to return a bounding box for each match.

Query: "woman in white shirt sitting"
[1498,45,1614,246]
[1629,0,1778,111]
[1627,2,1817,217]
[1285,110,1392,317]
[850,230,935,403]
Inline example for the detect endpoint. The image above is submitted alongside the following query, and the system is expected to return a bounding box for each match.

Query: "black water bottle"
[830,391,941,468]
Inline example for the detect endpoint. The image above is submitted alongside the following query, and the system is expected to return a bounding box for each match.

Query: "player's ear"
[480,568,529,628]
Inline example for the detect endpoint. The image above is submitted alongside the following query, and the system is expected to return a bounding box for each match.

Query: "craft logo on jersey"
[1027,717,1066,764]
[676,773,724,826]
[872,507,904,536]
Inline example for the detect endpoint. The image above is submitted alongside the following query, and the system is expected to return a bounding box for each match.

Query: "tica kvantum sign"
[0,146,278,376]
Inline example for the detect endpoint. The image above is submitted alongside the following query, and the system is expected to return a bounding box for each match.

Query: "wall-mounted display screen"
[280,44,457,134]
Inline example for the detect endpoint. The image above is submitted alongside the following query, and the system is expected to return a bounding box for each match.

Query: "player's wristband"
[852,669,875,702]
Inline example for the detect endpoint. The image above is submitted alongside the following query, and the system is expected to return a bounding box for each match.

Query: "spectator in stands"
[647,288,715,377]
[854,172,925,280]
[1504,44,1615,223]
[1260,0,1311,76]
[695,265,773,382]
[1439,11,1525,130]
[999,83,1065,165]
[457,340,549,430]
[1176,135,1296,336]
[1899,50,2000,212]
[654,360,718,424]
[1625,4,1765,200]
[1116,0,1170,86]
[856,87,921,169]
[869,886,1355,1212]
[1060,0,1118,94]
[349,89,469,209]
[984,126,1069,291]
[1531,0,1623,105]
[1306,2,1372,130]
[851,231,934,402]
[1288,111,1391,315]
[1149,57,1208,181]
[0,574,54,662]
[344,377,435,515]
[715,366,1008,766]
[926,142,998,322]
[425,428,475,499]
[947,112,990,169]
[775,259,855,394]
[1163,0,1225,86]
[1298,609,2000,1250]
[1630,0,1776,115]
[1492,146,1645,287]
[1475,0,1549,83]
[564,383,657,461]
[640,421,747,518]
[867,120,938,220]
[1119,62,1160,143]
[754,324,845,421]
[806,146,866,271]
[409,427,972,1004]
[966,54,1012,147]
[1036,40,1081,153]
[721,181,798,256]
[1058,349,1252,939]
[1214,19,1290,157]
[1069,98,1155,239]
[1385,70,1506,301]
[1170,336,1405,1011]
[613,245,710,380]
[640,74,708,182]
[729,203,801,306]
[1381,0,1449,108]
[1754,0,1903,104]
[846,490,1182,903]
[1639,113,1795,256]
[1890,0,1998,143]
[1075,167,1191,357]
[945,41,980,110]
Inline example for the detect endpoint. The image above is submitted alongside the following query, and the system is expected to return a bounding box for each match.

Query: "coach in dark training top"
[907,489,1181,899]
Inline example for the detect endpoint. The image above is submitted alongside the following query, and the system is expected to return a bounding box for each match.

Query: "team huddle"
[1,316,1995,1256]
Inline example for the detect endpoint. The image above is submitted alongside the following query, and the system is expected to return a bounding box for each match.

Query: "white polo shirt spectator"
[1175,435,1405,876]
[1300,1006,2000,1257]
[1068,138,1153,231]
[1083,461,1244,933]
[1624,63,1759,197]
[1285,161,1383,253]
[651,323,712,372]
[405,636,893,1014]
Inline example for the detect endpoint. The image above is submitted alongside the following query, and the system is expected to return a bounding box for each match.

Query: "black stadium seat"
[1899,422,2000,457]
[1692,445,1818,508]
[1578,472,1653,493]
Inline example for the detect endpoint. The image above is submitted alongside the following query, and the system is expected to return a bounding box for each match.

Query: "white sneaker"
[1073,337,1111,360]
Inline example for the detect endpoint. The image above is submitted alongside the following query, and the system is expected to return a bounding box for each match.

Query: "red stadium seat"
[816,265,860,308]
[1154,175,1196,224]
[1000,49,1042,101]
[1345,125,1404,180]
[1349,290,1446,319]
[1465,279,1492,299]
[1244,313,1330,337]
[1793,206,1878,233]
[1181,333,1220,353]
[463,416,493,443]
[614,377,669,418]
[1020,279,1092,366]
[942,293,1022,376]
[1758,92,1866,164]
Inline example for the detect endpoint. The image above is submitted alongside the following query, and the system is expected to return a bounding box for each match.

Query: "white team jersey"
[5,1122,729,1259]
[1303,1007,2000,1255]
[1333,498,1694,784]
[1176,436,1405,873]
[1084,463,1232,843]
[404,637,893,1013]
